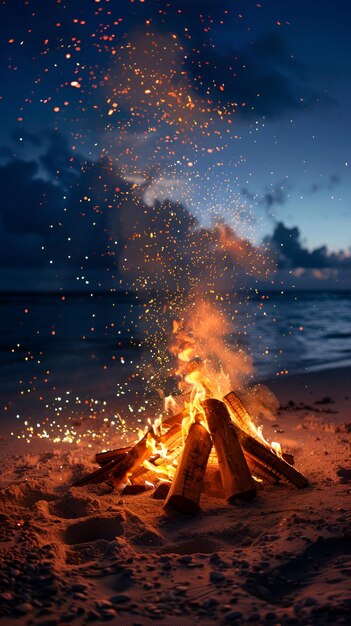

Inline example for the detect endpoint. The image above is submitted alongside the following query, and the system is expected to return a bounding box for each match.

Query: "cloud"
[0,134,118,278]
[132,5,322,118]
[106,10,328,142]
[0,159,63,237]
[187,32,306,118]
[113,187,273,297]
[1,131,272,292]
[11,129,82,183]
[242,184,289,222]
[266,221,351,270]
[309,174,340,194]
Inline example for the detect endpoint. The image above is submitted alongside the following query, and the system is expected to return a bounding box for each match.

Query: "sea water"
[1,291,350,433]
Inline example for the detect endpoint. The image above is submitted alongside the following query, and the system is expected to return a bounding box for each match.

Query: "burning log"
[128,456,171,485]
[73,382,307,508]
[202,399,257,502]
[73,412,184,487]
[108,434,155,489]
[224,391,254,433]
[240,432,308,488]
[129,465,155,485]
[224,391,308,488]
[95,412,184,466]
[202,451,225,497]
[203,466,225,497]
[164,421,212,514]
[245,455,280,484]
[72,456,128,487]
[73,431,156,487]
[224,390,294,466]
[96,446,131,466]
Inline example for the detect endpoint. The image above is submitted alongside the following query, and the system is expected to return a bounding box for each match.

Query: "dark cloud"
[0,133,116,276]
[187,31,306,118]
[113,190,273,298]
[129,4,318,118]
[0,127,273,291]
[11,129,82,184]
[0,159,63,237]
[266,222,351,269]
[242,184,289,221]
[309,174,340,194]
[2,128,347,292]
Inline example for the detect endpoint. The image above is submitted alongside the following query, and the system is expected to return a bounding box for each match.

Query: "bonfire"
[74,310,308,513]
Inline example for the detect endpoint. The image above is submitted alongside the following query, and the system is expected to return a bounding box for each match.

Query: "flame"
[144,428,167,457]
[247,422,283,459]
[164,394,177,414]
[271,441,283,458]
[143,458,177,480]
[178,346,194,362]
[138,300,284,484]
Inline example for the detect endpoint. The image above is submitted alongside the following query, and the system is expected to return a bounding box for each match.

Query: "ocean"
[1,291,350,437]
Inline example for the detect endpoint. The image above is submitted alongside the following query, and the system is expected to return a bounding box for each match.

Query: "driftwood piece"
[239,431,308,488]
[153,482,171,500]
[202,399,257,502]
[164,422,212,514]
[122,484,147,495]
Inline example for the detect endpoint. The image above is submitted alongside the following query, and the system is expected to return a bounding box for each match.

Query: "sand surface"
[1,366,350,625]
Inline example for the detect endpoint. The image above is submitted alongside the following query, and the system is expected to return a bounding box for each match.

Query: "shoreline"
[265,363,351,404]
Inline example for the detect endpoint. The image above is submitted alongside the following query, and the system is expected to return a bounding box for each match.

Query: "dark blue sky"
[0,0,350,290]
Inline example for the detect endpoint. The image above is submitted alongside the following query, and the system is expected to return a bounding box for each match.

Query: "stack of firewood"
[73,391,308,514]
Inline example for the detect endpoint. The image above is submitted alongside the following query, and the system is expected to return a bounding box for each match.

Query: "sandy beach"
[0,365,350,626]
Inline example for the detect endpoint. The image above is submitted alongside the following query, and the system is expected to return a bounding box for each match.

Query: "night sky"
[1,0,350,291]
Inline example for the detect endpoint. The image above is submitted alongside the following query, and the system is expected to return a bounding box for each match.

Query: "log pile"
[73,390,308,513]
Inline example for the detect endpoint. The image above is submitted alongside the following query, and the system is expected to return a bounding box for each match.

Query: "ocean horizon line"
[0,288,350,297]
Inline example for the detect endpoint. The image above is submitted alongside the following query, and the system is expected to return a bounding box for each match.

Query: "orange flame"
[141,301,283,483]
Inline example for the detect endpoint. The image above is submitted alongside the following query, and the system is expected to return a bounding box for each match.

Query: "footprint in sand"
[48,494,101,519]
[63,514,125,545]
[1,482,59,507]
